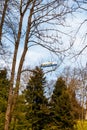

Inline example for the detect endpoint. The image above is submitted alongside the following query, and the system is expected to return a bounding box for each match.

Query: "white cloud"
[24,47,51,68]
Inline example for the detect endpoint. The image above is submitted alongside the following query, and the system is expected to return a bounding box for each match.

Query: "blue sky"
[1,1,87,81]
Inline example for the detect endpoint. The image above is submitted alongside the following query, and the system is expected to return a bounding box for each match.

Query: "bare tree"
[63,65,87,121]
[71,0,87,57]
[0,0,9,41]
[1,0,80,130]
[77,65,87,122]
[0,0,9,58]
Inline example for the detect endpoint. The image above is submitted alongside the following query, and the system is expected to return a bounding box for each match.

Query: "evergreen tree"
[0,69,9,130]
[25,66,49,130]
[50,77,75,130]
[10,93,28,130]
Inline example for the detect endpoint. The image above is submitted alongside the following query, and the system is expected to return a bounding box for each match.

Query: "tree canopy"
[0,69,9,130]
[25,66,49,130]
[50,77,76,130]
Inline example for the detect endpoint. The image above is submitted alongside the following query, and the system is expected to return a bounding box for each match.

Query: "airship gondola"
[41,61,57,68]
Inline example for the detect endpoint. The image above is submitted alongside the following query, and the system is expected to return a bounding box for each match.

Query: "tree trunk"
[4,13,23,130]
[12,0,36,116]
[4,1,36,129]
[0,0,9,43]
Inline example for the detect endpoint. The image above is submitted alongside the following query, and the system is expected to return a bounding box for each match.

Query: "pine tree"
[0,69,9,130]
[50,77,75,130]
[10,93,28,130]
[25,66,49,130]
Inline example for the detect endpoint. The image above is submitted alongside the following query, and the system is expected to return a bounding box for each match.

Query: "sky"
[24,10,87,80]
[1,1,87,81]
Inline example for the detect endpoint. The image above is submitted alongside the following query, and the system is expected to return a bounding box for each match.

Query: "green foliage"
[76,120,87,130]
[0,69,7,79]
[10,93,29,130]
[0,69,9,130]
[52,77,66,98]
[50,77,76,130]
[25,66,49,130]
[4,70,81,130]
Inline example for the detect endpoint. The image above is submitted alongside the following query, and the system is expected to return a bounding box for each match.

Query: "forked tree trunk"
[4,12,23,130]
[12,0,36,116]
[4,1,36,130]
[4,43,21,130]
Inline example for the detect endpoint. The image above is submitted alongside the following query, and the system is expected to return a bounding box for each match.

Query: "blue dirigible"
[41,61,57,67]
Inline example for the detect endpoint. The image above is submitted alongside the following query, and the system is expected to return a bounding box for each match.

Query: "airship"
[41,61,57,67]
